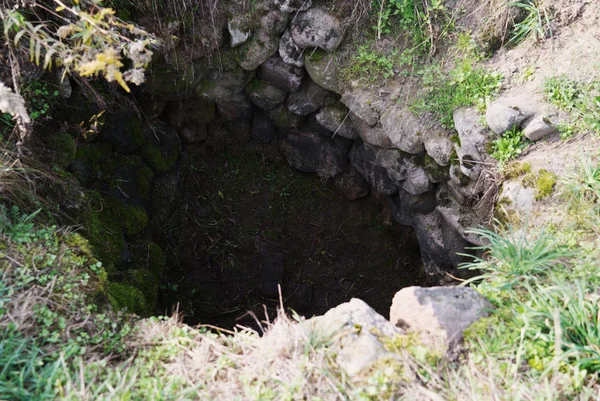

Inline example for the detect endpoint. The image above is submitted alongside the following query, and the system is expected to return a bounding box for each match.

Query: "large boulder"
[341,90,378,126]
[333,166,370,200]
[368,146,432,196]
[423,130,453,167]
[227,14,253,47]
[237,11,289,70]
[291,8,343,52]
[287,78,328,115]
[251,110,278,144]
[267,104,306,129]
[485,96,537,135]
[280,130,350,178]
[258,56,304,92]
[316,103,357,139]
[390,287,491,353]
[305,298,403,377]
[453,107,493,162]
[215,92,253,120]
[279,29,304,67]
[197,67,255,101]
[397,187,437,214]
[304,50,340,93]
[246,79,288,111]
[380,106,425,154]
[349,141,398,195]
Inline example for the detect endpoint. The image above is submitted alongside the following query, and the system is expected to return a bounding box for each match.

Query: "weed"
[509,0,553,45]
[490,126,527,167]
[544,75,600,136]
[411,54,502,129]
[341,45,397,83]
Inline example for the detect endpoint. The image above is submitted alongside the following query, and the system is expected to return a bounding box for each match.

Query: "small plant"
[544,75,600,136]
[412,55,503,128]
[490,126,527,167]
[509,0,553,45]
[341,45,397,83]
[0,205,42,244]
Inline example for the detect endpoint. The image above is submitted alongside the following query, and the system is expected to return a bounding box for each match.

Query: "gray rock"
[341,90,378,126]
[389,287,491,352]
[499,180,535,215]
[280,130,350,178]
[333,167,370,200]
[305,298,403,377]
[273,0,312,12]
[448,164,480,205]
[351,115,391,148]
[227,14,252,47]
[398,187,437,214]
[386,196,412,226]
[166,98,216,129]
[179,124,208,144]
[267,104,306,129]
[238,11,289,70]
[197,68,255,101]
[523,116,557,141]
[291,8,343,52]
[304,50,340,93]
[258,56,304,92]
[423,131,453,167]
[453,107,493,162]
[316,103,357,139]
[246,79,288,111]
[368,146,433,196]
[279,29,304,67]
[252,110,278,144]
[287,78,328,115]
[410,211,450,273]
[486,97,536,135]
[215,92,253,121]
[349,141,399,195]
[380,106,425,154]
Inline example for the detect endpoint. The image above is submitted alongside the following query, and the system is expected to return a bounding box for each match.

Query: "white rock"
[390,286,491,353]
[523,116,557,141]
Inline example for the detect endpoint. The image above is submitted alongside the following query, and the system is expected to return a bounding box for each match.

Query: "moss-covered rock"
[108,282,151,316]
[77,190,127,269]
[104,198,149,237]
[535,170,557,200]
[423,154,450,183]
[127,269,159,310]
[69,142,113,186]
[140,120,181,174]
[48,133,77,169]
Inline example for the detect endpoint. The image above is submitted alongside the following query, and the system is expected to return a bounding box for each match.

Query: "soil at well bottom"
[155,143,426,329]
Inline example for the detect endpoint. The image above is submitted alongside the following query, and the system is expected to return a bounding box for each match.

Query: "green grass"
[490,126,528,167]
[544,75,600,137]
[509,0,553,45]
[411,54,503,129]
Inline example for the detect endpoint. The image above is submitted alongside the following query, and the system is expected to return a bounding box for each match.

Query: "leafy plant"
[341,45,397,83]
[0,205,41,243]
[411,55,503,128]
[490,126,527,167]
[509,0,553,45]
[544,75,600,136]
[1,1,156,92]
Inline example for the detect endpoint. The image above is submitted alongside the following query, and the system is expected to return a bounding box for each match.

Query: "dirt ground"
[155,143,425,328]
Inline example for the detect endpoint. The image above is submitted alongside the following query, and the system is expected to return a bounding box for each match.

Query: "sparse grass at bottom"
[3,157,600,399]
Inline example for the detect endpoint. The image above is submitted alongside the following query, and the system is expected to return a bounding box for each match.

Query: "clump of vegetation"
[544,75,600,136]
[509,0,554,45]
[490,126,528,167]
[341,45,397,83]
[411,42,503,128]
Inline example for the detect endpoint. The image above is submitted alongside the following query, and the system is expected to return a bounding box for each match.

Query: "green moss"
[141,142,179,174]
[137,164,155,200]
[494,196,521,227]
[108,282,151,316]
[127,269,159,310]
[71,142,111,185]
[450,133,461,146]
[77,190,126,269]
[307,48,327,62]
[503,161,532,180]
[535,169,557,200]
[245,77,267,93]
[104,198,148,237]
[423,154,450,183]
[50,133,77,169]
[128,241,166,277]
[125,118,146,148]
